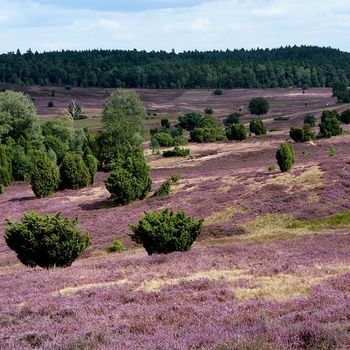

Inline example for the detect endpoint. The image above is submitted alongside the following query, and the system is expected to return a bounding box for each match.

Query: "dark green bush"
[161,118,170,129]
[152,132,174,147]
[249,119,267,135]
[43,135,68,164]
[4,212,90,268]
[105,146,152,204]
[276,143,295,172]
[163,146,190,158]
[340,109,350,124]
[178,112,202,131]
[0,144,12,187]
[170,174,180,183]
[274,116,289,121]
[190,127,225,143]
[318,110,342,138]
[153,179,172,197]
[130,209,203,255]
[30,152,60,198]
[290,126,314,143]
[84,154,98,185]
[248,97,270,115]
[224,113,241,126]
[304,114,316,127]
[226,123,248,141]
[47,101,54,108]
[173,135,188,146]
[60,153,90,190]
[214,89,223,95]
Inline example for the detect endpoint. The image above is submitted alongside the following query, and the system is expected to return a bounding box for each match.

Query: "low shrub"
[47,101,54,108]
[226,123,248,141]
[289,126,314,143]
[4,212,90,268]
[161,118,170,129]
[106,240,124,253]
[152,132,174,147]
[173,135,188,146]
[163,146,190,158]
[130,209,203,255]
[340,109,350,124]
[318,110,342,138]
[153,179,171,197]
[274,116,289,121]
[249,119,267,135]
[328,146,336,157]
[304,114,316,127]
[224,112,241,126]
[84,154,98,184]
[214,89,223,95]
[268,164,277,172]
[190,127,224,143]
[276,143,295,172]
[170,174,180,183]
[178,112,202,131]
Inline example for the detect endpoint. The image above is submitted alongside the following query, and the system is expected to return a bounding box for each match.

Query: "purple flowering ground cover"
[1,128,350,349]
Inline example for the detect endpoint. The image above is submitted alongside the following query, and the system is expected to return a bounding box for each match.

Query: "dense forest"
[0,46,350,89]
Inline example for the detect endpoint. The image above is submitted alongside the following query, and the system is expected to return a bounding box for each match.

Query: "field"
[1,87,350,349]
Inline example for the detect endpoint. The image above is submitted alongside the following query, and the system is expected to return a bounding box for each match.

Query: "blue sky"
[0,0,350,53]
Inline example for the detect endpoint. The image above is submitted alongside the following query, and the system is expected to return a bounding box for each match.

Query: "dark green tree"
[248,97,270,115]
[276,143,295,172]
[249,119,267,135]
[60,153,90,190]
[226,123,248,141]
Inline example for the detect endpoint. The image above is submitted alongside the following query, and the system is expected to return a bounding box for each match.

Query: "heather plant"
[304,113,316,127]
[328,146,336,158]
[106,240,124,253]
[162,146,190,158]
[60,153,90,190]
[153,179,172,197]
[226,123,248,141]
[268,164,277,172]
[30,152,60,198]
[130,209,203,255]
[170,174,181,183]
[249,119,267,135]
[318,110,342,138]
[276,143,295,172]
[84,154,98,185]
[4,212,90,268]
[105,146,152,204]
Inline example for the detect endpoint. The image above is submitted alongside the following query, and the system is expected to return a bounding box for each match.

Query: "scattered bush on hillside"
[248,97,270,115]
[190,127,225,143]
[178,112,202,131]
[276,143,295,172]
[339,109,350,124]
[290,125,314,143]
[170,174,181,183]
[47,101,54,108]
[152,132,174,147]
[214,89,223,95]
[60,153,90,190]
[153,179,172,197]
[249,119,267,135]
[106,240,124,253]
[224,113,241,126]
[30,152,60,198]
[130,209,203,255]
[328,146,336,158]
[226,123,248,141]
[4,212,90,268]
[105,146,152,205]
[151,137,160,155]
[304,114,316,127]
[84,154,98,185]
[318,110,342,138]
[173,135,188,146]
[268,164,277,172]
[204,107,214,115]
[163,146,190,158]
[161,118,170,129]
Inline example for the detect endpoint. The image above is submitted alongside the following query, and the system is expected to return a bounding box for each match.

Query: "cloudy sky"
[0,0,350,53]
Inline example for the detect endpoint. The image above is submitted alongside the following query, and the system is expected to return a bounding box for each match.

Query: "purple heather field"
[1,123,350,349]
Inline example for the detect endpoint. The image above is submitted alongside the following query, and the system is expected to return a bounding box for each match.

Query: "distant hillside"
[1,46,349,89]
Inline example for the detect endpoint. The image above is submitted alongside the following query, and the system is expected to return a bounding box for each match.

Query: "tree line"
[1,46,350,89]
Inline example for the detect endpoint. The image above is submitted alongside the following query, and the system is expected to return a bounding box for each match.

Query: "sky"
[0,0,350,53]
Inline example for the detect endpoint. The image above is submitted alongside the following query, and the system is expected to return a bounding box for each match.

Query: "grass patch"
[287,211,350,231]
[204,206,246,225]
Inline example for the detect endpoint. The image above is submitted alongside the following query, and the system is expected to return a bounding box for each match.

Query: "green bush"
[274,116,289,121]
[60,153,90,190]
[152,132,174,147]
[153,179,172,197]
[4,212,90,268]
[173,135,188,146]
[43,135,69,164]
[248,97,270,115]
[224,113,241,126]
[276,143,295,172]
[161,118,170,129]
[328,146,336,157]
[30,152,60,198]
[130,209,203,255]
[170,174,181,183]
[84,154,98,185]
[178,112,202,131]
[318,110,342,138]
[340,110,350,124]
[268,164,277,172]
[0,144,12,188]
[106,240,124,253]
[249,119,267,135]
[48,101,54,108]
[226,123,248,141]
[105,146,152,205]
[163,146,190,158]
[214,89,223,95]
[304,114,316,127]
[190,127,225,143]
[289,126,314,143]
